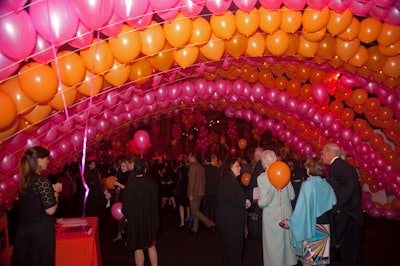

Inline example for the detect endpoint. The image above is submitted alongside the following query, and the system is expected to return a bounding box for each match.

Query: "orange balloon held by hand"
[267,161,291,190]
[241,173,251,186]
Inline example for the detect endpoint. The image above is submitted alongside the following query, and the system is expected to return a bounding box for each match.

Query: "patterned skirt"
[300,224,330,265]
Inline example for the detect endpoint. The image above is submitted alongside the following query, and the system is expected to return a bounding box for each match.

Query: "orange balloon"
[327,8,353,36]
[365,97,380,112]
[210,11,236,40]
[283,33,300,56]
[309,69,326,84]
[0,91,17,129]
[377,106,394,121]
[302,7,330,33]
[274,75,288,91]
[224,32,248,58]
[329,100,344,115]
[246,32,266,56]
[139,21,165,56]
[336,38,360,62]
[377,23,400,47]
[280,7,302,33]
[266,29,289,56]
[18,62,58,103]
[164,13,193,48]
[348,46,368,67]
[267,161,291,190]
[358,17,382,44]
[149,43,174,72]
[235,8,260,37]
[22,104,53,124]
[49,84,78,111]
[129,58,153,84]
[241,172,251,186]
[296,65,310,83]
[378,39,400,57]
[302,28,327,42]
[52,50,86,87]
[199,33,225,61]
[298,35,318,57]
[352,88,368,105]
[286,79,301,97]
[190,17,212,46]
[338,17,360,41]
[104,59,131,86]
[382,55,400,78]
[174,45,199,67]
[329,54,345,68]
[259,7,281,33]
[316,33,336,59]
[0,77,35,115]
[80,39,114,74]
[109,24,141,63]
[365,46,387,72]
[76,69,104,96]
[105,176,117,189]
[0,118,18,142]
[238,139,247,149]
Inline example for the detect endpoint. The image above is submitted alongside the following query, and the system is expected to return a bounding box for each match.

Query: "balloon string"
[279,190,282,221]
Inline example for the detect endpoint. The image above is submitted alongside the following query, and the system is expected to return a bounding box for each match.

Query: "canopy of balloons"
[0,0,400,219]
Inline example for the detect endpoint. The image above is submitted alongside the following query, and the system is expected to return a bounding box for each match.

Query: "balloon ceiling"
[1,0,400,219]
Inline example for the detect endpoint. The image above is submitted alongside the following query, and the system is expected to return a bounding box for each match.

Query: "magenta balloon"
[307,0,329,10]
[182,82,195,97]
[0,52,19,80]
[42,127,58,144]
[143,91,155,105]
[384,209,398,220]
[362,199,374,210]
[96,119,110,134]
[0,153,17,173]
[233,0,257,12]
[349,0,373,16]
[330,120,342,134]
[0,0,28,10]
[8,133,28,151]
[104,91,119,108]
[71,0,113,30]
[101,12,123,37]
[229,146,237,156]
[32,34,56,64]
[58,139,72,156]
[297,100,311,115]
[155,86,168,101]
[110,114,123,127]
[29,0,79,45]
[283,0,306,10]
[168,85,182,100]
[369,4,390,20]
[153,2,180,21]
[68,22,94,49]
[127,2,153,29]
[328,0,351,12]
[111,202,124,220]
[70,131,84,146]
[215,79,228,95]
[362,191,372,201]
[312,84,328,104]
[258,0,282,10]
[251,83,265,99]
[113,0,148,22]
[286,98,298,113]
[0,9,36,60]
[134,130,150,150]
[385,6,400,26]
[322,113,335,127]
[86,125,97,141]
[181,0,205,17]
[206,0,232,15]
[373,0,395,8]
[368,207,382,218]
[232,80,245,96]
[195,79,208,96]
[266,87,279,103]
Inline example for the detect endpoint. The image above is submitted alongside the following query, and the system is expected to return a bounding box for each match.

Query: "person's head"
[221,158,241,177]
[126,156,135,171]
[19,146,50,193]
[260,150,277,170]
[204,154,212,164]
[120,160,129,173]
[321,143,342,165]
[254,147,264,162]
[134,159,148,176]
[304,157,325,177]
[189,151,202,164]
[88,161,96,169]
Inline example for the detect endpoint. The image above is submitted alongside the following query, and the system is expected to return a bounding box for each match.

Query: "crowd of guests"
[9,142,364,266]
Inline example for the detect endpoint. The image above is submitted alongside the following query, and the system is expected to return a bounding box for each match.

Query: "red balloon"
[111,202,124,220]
[133,130,150,151]
[267,161,291,190]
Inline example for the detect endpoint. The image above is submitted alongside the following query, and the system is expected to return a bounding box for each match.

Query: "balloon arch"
[1,0,400,219]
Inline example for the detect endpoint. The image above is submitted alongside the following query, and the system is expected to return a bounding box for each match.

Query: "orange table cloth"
[55,217,102,266]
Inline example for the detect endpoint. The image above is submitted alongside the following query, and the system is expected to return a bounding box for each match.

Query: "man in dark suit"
[321,143,364,266]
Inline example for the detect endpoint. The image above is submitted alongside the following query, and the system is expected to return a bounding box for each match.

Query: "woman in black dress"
[11,146,62,266]
[217,158,251,266]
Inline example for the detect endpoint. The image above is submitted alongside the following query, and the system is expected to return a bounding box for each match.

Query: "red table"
[55,217,102,266]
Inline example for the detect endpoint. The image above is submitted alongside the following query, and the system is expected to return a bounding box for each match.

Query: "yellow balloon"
[51,50,86,87]
[246,32,266,57]
[0,91,17,129]
[104,59,131,86]
[49,84,78,111]
[302,7,330,33]
[358,17,382,44]
[18,62,58,104]
[22,104,53,124]
[129,58,153,84]
[199,33,225,61]
[109,24,141,63]
[235,8,260,37]
[210,11,236,40]
[76,69,104,96]
[338,17,360,41]
[259,7,281,33]
[80,39,114,74]
[336,38,360,62]
[174,45,199,68]
[0,77,35,115]
[280,7,302,33]
[224,31,248,58]
[327,8,353,36]
[139,21,165,56]
[190,17,212,46]
[164,13,193,48]
[377,23,400,47]
[150,43,175,72]
[266,29,289,56]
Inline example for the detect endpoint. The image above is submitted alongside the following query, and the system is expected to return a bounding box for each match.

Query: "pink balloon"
[96,119,110,134]
[181,0,205,17]
[368,207,382,218]
[29,0,79,45]
[328,0,351,12]
[312,84,328,104]
[101,12,123,37]
[232,80,245,96]
[42,127,59,144]
[58,139,72,156]
[0,52,19,80]
[143,91,156,105]
[32,34,57,64]
[71,0,113,31]
[110,114,123,127]
[113,0,148,22]
[68,22,94,49]
[349,0,373,16]
[283,0,306,10]
[0,8,36,60]
[127,2,153,29]
[70,131,84,146]
[182,82,195,97]
[385,6,400,26]
[111,202,124,220]
[233,0,257,12]
[384,209,398,220]
[0,153,17,174]
[229,146,237,156]
[155,86,168,101]
[133,130,150,150]
[206,0,232,15]
[0,0,28,11]
[259,0,282,10]
[151,0,180,21]
[369,4,390,20]
[168,85,182,100]
[373,0,395,8]
[104,91,119,108]
[307,0,329,10]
